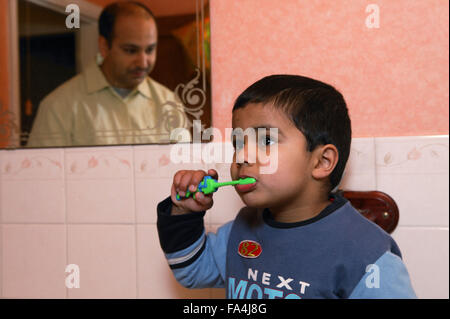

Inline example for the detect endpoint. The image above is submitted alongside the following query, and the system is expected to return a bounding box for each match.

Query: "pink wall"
[210,0,449,138]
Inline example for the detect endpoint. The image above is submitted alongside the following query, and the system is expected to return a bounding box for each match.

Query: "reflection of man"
[27,1,189,147]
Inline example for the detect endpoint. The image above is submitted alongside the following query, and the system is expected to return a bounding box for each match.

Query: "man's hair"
[232,74,352,191]
[98,1,156,47]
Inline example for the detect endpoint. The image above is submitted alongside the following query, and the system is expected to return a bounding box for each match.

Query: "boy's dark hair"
[98,1,156,47]
[233,74,352,191]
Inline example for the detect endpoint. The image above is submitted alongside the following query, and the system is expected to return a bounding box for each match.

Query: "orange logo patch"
[238,240,262,258]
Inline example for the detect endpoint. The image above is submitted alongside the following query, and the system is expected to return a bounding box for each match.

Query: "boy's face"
[230,103,317,211]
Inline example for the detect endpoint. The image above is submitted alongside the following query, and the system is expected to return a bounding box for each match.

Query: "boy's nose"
[236,143,257,165]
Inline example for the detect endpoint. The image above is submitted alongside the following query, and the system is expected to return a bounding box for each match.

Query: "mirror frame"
[4,0,210,149]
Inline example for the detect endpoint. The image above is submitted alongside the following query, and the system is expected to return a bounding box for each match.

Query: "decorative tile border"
[65,146,133,180]
[375,136,449,174]
[0,149,64,180]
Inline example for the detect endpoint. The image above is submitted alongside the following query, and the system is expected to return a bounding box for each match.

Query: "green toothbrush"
[176,176,256,200]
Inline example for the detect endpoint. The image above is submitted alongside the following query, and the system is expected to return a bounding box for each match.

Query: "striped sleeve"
[157,196,232,288]
[157,196,206,258]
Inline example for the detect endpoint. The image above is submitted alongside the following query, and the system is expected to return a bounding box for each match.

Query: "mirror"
[1,0,211,148]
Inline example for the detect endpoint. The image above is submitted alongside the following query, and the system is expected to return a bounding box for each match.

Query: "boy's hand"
[170,169,219,215]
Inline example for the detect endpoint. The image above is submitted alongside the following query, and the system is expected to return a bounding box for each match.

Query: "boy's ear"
[311,144,339,180]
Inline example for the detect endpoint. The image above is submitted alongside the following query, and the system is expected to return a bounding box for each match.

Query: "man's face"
[100,14,157,89]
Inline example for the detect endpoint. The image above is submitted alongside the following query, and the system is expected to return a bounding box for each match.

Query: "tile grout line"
[373,137,379,190]
[0,221,446,228]
[63,149,69,299]
[0,222,158,225]
[0,152,3,298]
[132,146,139,299]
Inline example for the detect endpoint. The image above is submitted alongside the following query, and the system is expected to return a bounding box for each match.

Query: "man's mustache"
[129,68,150,74]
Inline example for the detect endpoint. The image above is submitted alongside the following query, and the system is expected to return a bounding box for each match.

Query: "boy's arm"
[348,251,417,298]
[157,196,232,288]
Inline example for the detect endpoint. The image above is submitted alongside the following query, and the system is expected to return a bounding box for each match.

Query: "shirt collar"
[84,62,152,99]
[136,77,152,99]
[84,62,109,93]
[262,193,348,228]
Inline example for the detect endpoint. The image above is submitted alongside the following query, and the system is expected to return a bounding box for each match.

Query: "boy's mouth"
[235,182,257,193]
[235,175,257,193]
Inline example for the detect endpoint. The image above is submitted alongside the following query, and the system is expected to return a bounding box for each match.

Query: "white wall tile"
[0,151,2,297]
[377,173,449,227]
[0,149,64,181]
[134,144,207,224]
[65,146,135,223]
[66,179,135,223]
[136,225,211,298]
[135,178,173,224]
[2,224,67,298]
[67,225,137,298]
[339,173,377,191]
[0,219,2,298]
[375,136,449,299]
[134,143,236,225]
[2,180,65,223]
[0,149,65,223]
[134,144,202,180]
[375,136,449,227]
[346,137,377,174]
[392,226,449,299]
[375,136,449,175]
[339,137,377,191]
[65,146,133,180]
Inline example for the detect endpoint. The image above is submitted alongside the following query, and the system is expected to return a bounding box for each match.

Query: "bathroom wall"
[0,136,448,298]
[210,0,449,138]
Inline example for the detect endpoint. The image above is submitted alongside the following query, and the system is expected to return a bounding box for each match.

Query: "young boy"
[157,75,416,299]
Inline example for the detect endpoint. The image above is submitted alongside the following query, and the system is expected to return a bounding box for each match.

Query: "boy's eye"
[259,135,276,146]
[233,136,275,150]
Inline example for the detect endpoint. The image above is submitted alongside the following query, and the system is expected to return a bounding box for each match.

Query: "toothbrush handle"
[216,181,238,187]
[176,176,214,200]
[176,189,197,201]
